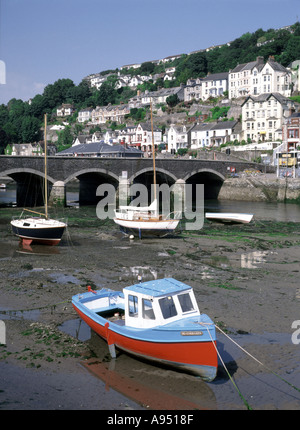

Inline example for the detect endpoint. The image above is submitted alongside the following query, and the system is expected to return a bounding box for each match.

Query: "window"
[128,295,138,317]
[142,299,155,320]
[159,296,177,319]
[178,293,194,313]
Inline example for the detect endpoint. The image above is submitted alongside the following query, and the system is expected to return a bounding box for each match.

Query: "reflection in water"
[240,251,269,269]
[16,242,61,255]
[82,331,217,410]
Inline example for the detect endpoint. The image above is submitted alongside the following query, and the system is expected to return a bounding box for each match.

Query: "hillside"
[0,21,300,152]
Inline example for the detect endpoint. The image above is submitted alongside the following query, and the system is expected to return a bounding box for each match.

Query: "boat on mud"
[72,277,218,381]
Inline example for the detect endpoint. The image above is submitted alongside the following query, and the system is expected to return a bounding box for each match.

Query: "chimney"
[268,55,275,61]
[257,56,264,64]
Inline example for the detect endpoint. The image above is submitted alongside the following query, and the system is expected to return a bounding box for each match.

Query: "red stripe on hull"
[73,306,218,371]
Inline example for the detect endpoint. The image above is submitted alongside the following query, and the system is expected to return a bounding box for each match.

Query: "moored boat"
[10,114,67,246]
[72,278,218,381]
[205,212,253,224]
[11,215,66,246]
[114,101,180,238]
[114,199,180,237]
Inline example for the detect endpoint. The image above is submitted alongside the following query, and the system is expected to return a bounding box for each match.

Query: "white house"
[167,124,190,152]
[56,104,74,117]
[229,56,292,99]
[78,107,93,123]
[128,76,144,87]
[241,92,295,142]
[184,79,202,102]
[190,123,216,149]
[135,123,162,152]
[201,72,228,100]
[190,120,241,149]
[210,120,241,147]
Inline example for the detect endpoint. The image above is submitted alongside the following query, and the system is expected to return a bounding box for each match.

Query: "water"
[2,184,300,222]
[0,184,78,207]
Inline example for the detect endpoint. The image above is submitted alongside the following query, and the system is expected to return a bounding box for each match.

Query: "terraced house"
[241,92,295,142]
[229,56,292,99]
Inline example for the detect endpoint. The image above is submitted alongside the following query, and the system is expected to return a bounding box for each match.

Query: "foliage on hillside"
[0,22,299,152]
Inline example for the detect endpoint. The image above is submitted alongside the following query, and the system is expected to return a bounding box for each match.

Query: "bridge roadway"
[0,155,261,206]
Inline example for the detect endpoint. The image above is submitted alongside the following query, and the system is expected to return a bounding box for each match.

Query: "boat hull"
[11,218,66,245]
[205,212,253,224]
[72,304,218,381]
[114,217,180,237]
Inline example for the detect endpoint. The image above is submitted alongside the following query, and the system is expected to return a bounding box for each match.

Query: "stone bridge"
[0,155,263,206]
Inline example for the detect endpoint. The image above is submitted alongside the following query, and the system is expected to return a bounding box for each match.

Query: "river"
[2,183,300,222]
[0,184,300,411]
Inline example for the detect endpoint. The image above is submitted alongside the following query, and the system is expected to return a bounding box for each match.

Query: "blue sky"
[0,0,299,104]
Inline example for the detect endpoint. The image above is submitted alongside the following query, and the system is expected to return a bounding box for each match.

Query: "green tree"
[21,116,41,142]
[166,94,179,107]
[43,78,75,110]
[140,61,155,75]
[56,126,73,151]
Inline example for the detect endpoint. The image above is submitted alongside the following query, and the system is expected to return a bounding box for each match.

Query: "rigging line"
[216,324,300,394]
[205,324,252,410]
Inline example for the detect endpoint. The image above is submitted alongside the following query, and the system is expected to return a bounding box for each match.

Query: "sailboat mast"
[150,99,157,203]
[44,113,48,219]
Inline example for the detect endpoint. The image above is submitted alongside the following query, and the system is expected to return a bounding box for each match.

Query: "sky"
[0,0,299,105]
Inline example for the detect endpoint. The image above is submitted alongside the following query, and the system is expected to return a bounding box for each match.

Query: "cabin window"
[142,299,155,320]
[178,293,194,313]
[128,295,138,317]
[159,296,177,319]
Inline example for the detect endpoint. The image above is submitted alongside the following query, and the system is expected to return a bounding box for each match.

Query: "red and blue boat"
[72,278,218,381]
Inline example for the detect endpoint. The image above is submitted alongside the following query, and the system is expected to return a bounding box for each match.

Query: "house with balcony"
[210,120,242,147]
[190,120,241,149]
[229,56,292,99]
[241,93,296,142]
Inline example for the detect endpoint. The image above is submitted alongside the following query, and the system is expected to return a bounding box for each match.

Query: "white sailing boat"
[114,102,180,237]
[11,114,67,246]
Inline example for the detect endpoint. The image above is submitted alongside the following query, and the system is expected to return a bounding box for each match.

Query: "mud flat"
[0,206,300,410]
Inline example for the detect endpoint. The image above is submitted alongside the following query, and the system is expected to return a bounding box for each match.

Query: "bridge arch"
[184,168,225,200]
[0,167,56,184]
[183,168,225,182]
[129,167,178,184]
[1,168,58,207]
[64,168,119,184]
[64,167,120,206]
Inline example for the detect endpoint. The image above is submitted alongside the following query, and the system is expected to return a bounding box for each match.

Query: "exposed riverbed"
[0,204,300,411]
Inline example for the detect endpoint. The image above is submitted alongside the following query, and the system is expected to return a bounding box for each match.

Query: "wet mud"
[0,206,300,410]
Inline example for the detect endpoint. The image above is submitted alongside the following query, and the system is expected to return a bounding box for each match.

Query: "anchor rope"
[204,322,252,410]
[215,324,300,395]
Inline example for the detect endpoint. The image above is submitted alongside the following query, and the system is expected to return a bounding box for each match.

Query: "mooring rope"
[204,323,252,410]
[215,324,300,395]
